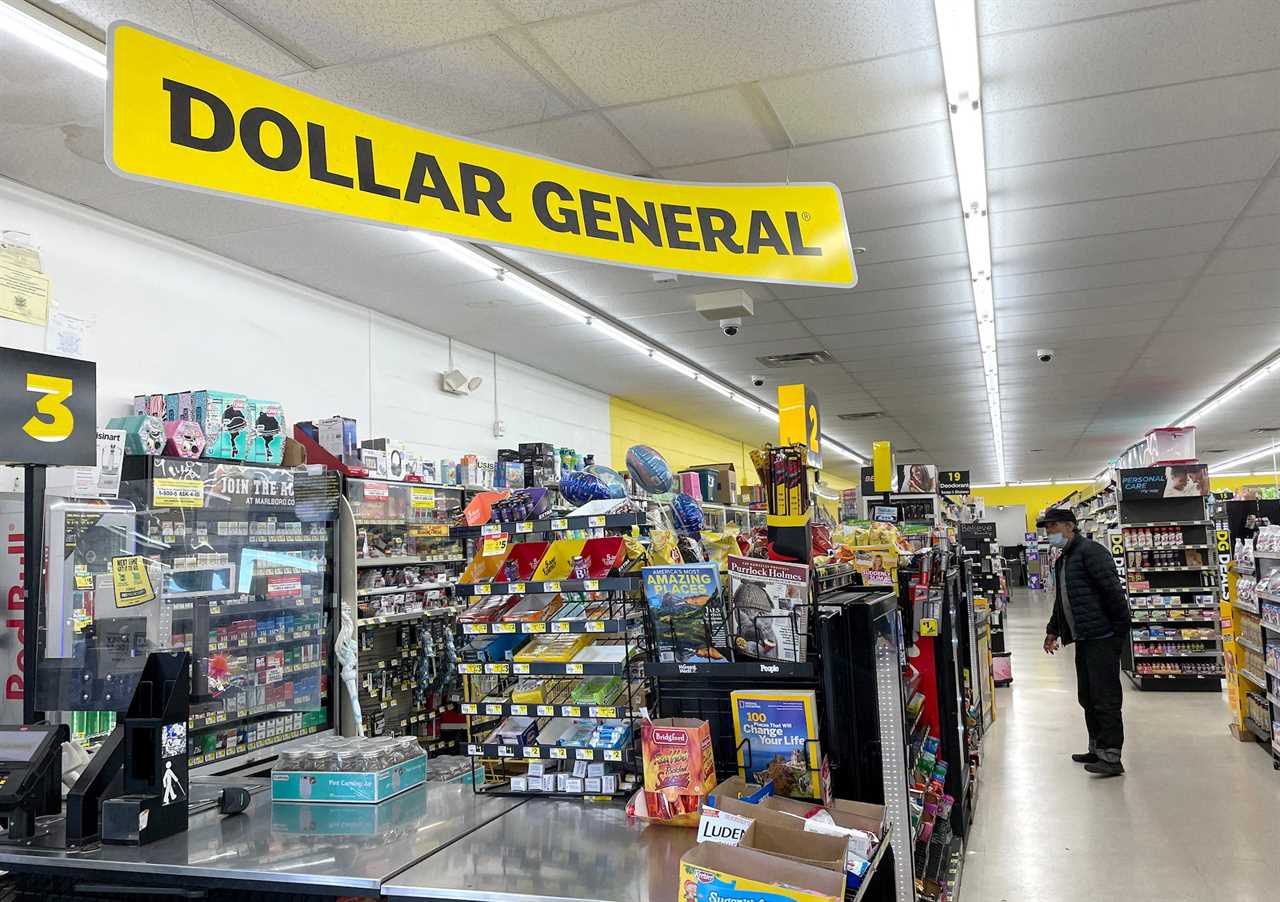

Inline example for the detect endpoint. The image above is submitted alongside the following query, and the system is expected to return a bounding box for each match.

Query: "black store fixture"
[935,566,971,837]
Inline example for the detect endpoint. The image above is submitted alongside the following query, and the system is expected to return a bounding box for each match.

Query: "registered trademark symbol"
[801,211,811,221]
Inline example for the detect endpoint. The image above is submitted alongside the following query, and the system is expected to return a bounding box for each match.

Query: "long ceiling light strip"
[1209,441,1280,474]
[1179,352,1280,426]
[2,1,867,465]
[0,0,107,78]
[935,0,1005,485]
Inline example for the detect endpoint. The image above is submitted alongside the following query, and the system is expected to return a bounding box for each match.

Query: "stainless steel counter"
[384,800,698,902]
[0,780,523,895]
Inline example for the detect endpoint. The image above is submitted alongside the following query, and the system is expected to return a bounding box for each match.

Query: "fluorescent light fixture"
[1181,357,1277,426]
[503,271,590,324]
[828,443,864,463]
[0,1,106,79]
[589,319,650,354]
[417,234,499,277]
[1209,441,1280,474]
[649,350,697,379]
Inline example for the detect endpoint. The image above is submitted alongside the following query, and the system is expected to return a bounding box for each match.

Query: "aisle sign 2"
[938,469,970,495]
[777,384,821,468]
[0,347,97,466]
[106,24,855,288]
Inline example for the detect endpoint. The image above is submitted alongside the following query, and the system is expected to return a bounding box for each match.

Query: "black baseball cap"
[1036,508,1077,528]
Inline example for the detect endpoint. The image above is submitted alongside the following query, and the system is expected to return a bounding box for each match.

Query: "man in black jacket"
[1039,508,1129,776]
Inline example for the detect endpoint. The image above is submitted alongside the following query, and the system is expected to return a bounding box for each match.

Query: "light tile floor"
[960,588,1278,901]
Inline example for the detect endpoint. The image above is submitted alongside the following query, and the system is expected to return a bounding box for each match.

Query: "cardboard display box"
[679,842,844,902]
[688,463,738,505]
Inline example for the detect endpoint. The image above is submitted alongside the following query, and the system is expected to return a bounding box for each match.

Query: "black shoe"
[1071,752,1099,764]
[1084,760,1125,777]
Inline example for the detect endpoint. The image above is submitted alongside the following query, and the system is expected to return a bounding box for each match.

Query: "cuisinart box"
[271,754,426,804]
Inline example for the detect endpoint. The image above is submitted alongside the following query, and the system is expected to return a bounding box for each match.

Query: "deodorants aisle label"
[107,23,854,289]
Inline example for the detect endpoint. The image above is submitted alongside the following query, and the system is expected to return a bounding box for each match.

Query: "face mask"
[1048,532,1068,548]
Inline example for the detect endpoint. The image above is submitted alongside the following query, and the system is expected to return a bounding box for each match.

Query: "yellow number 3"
[23,372,75,442]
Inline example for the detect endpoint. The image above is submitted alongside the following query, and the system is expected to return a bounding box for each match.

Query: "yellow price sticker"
[545,581,561,593]
[487,663,511,675]
[537,705,555,717]
[586,621,605,633]
[565,664,583,675]
[510,704,528,716]
[523,746,541,759]
[594,707,617,718]
[410,487,436,509]
[459,664,482,674]
[576,749,593,760]
[920,617,939,637]
[461,704,477,714]
[496,746,514,757]
[513,663,531,674]
[485,704,503,715]
[524,622,546,634]
[583,579,600,591]
[415,523,451,537]
[604,749,622,762]
[475,584,492,596]
[463,623,488,634]
[509,582,526,593]
[588,515,605,527]
[516,522,533,534]
[563,705,581,717]
[552,622,570,633]
[110,555,156,607]
[493,623,516,634]
[482,534,509,557]
[481,523,501,536]
[551,519,569,531]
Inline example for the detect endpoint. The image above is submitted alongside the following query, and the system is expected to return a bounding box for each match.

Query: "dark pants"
[1075,637,1124,761]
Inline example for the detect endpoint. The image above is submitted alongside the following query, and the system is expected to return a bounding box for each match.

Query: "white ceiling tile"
[991,182,1257,247]
[527,0,938,107]
[788,121,956,192]
[217,0,512,67]
[497,0,633,23]
[36,0,304,74]
[999,317,1159,347]
[785,280,972,319]
[997,279,1188,316]
[84,184,324,242]
[989,134,1280,212]
[624,301,792,334]
[0,125,128,203]
[995,222,1230,274]
[604,87,778,168]
[853,252,970,292]
[840,346,977,370]
[488,28,594,112]
[982,0,1280,111]
[665,320,813,352]
[659,150,791,185]
[1000,304,1172,336]
[986,70,1280,169]
[1222,215,1280,250]
[843,177,960,232]
[760,48,946,145]
[1187,270,1280,301]
[995,254,1207,298]
[0,31,104,141]
[807,302,973,337]
[474,113,649,174]
[821,319,976,350]
[1250,179,1280,217]
[283,37,571,135]
[1205,244,1280,275]
[851,218,967,265]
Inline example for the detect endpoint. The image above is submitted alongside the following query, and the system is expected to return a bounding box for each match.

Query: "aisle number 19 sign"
[0,348,97,466]
[777,383,821,469]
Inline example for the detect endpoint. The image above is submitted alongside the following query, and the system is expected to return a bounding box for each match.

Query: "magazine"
[730,689,820,798]
[727,555,810,662]
[643,563,726,663]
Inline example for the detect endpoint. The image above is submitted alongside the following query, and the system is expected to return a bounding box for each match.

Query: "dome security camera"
[750,374,765,388]
[1037,348,1056,363]
[720,317,741,337]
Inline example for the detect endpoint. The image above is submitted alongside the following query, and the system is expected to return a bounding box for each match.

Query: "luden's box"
[679,843,844,902]
[641,718,716,796]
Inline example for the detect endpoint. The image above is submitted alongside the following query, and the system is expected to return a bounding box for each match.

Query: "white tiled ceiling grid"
[2,0,1278,482]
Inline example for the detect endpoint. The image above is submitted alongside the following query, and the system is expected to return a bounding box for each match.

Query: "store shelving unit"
[454,513,649,800]
[340,477,468,749]
[1253,549,1280,766]
[1114,469,1222,692]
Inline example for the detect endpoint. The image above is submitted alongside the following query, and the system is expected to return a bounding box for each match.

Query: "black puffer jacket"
[1046,534,1129,644]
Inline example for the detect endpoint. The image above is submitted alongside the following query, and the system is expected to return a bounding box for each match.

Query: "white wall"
[989,505,1030,547]
[0,180,611,464]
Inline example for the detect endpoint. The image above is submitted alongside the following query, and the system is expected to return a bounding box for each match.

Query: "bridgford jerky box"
[642,718,716,797]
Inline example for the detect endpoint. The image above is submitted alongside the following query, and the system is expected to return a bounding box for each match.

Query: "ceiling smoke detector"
[756,351,834,368]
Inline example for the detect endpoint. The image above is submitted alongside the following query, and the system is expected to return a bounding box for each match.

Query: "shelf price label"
[588,515,606,528]
[509,582,526,593]
[481,523,502,536]
[463,623,488,634]
[583,580,600,591]
[563,705,581,717]
[474,584,493,597]
[459,664,482,674]
[513,663,531,674]
[549,748,567,759]
[482,534,509,557]
[537,705,555,717]
[516,522,533,534]
[920,617,939,637]
[575,748,594,760]
[485,704,503,715]
[467,744,483,756]
[523,746,541,759]
[524,622,546,634]
[586,621,605,633]
[544,581,561,593]
[604,749,623,762]
[552,622,570,633]
[493,623,516,634]
[594,707,617,718]
[417,524,450,537]
[487,663,511,675]
[497,746,515,757]
[565,664,584,675]
[551,518,569,531]
[510,704,528,716]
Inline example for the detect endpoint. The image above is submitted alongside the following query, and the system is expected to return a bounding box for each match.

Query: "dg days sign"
[107,23,855,288]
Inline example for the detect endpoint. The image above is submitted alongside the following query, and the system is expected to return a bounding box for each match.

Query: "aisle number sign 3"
[777,384,821,468]
[0,348,97,466]
[106,23,855,288]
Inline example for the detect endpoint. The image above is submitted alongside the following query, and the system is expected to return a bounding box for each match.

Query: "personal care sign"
[1117,464,1209,500]
[107,24,855,288]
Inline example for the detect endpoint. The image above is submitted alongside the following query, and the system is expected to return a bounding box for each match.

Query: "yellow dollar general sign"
[777,384,821,468]
[107,24,856,288]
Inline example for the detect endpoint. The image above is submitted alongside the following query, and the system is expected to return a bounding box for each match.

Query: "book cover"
[727,555,810,662]
[643,563,725,663]
[730,689,820,799]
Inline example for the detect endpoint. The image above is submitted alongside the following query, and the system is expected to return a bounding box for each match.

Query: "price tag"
[576,748,594,760]
[550,747,568,759]
[583,579,600,591]
[523,746,541,759]
[459,703,478,715]
[497,745,514,758]
[514,663,530,674]
[551,518,568,530]
[418,523,450,537]
[586,621,605,633]
[493,623,516,634]
[588,515,606,527]
[463,623,488,634]
[475,584,492,596]
[524,622,546,634]
[510,704,528,716]
[563,705,581,717]
[467,744,482,756]
[411,487,437,509]
[920,617,939,637]
[595,707,617,718]
[509,582,526,593]
[481,523,501,536]
[485,704,503,715]
[487,663,511,675]
[537,705,555,717]
[516,522,533,534]
[545,581,561,592]
[604,749,623,762]
[565,664,583,675]
[459,664,482,674]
